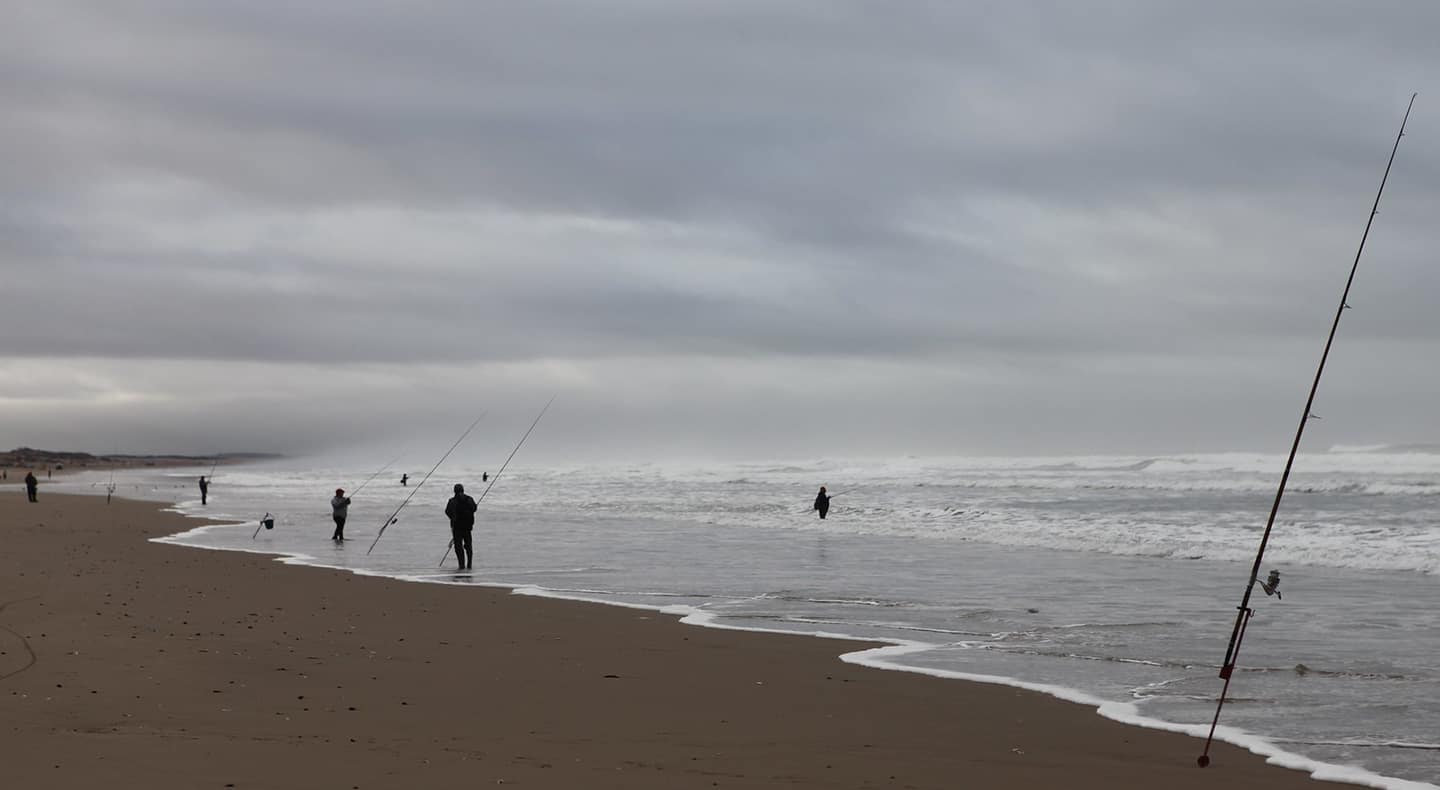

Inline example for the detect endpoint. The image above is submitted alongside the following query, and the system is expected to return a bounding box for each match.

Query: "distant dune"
[0,447,281,471]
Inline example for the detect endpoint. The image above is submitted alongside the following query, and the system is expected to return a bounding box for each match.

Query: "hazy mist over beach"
[3,3,1439,460]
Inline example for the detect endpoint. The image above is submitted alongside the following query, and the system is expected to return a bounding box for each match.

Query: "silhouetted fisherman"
[445,483,478,570]
[482,472,488,483]
[813,486,830,520]
[199,475,209,505]
[401,473,409,486]
[24,471,39,503]
[331,488,351,542]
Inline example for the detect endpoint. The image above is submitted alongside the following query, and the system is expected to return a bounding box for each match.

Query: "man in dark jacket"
[199,476,209,505]
[24,471,39,502]
[813,485,830,520]
[444,483,478,570]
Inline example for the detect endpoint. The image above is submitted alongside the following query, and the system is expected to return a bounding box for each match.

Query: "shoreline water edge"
[5,453,1437,788]
[159,514,1436,790]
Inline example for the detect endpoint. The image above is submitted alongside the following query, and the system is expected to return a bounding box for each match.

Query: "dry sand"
[0,492,1356,789]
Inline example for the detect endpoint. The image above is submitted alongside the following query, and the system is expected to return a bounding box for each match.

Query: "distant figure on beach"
[482,472,488,483]
[401,473,408,486]
[46,466,52,479]
[24,471,38,502]
[813,486,830,520]
[445,483,478,570]
[198,475,209,505]
[330,488,352,542]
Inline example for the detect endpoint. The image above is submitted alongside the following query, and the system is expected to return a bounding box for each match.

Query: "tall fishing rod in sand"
[1197,93,1416,769]
[440,395,556,567]
[366,414,486,555]
[105,444,119,504]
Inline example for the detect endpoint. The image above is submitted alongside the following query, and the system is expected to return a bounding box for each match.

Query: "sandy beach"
[0,491,1358,789]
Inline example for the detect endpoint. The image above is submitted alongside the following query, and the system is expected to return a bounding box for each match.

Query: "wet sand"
[0,492,1357,789]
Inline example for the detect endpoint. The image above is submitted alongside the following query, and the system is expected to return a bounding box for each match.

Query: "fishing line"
[347,451,405,498]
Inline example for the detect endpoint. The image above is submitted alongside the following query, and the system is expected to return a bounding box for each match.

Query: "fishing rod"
[251,512,274,540]
[440,395,556,567]
[106,447,118,505]
[347,451,405,498]
[366,413,486,555]
[1197,93,1416,769]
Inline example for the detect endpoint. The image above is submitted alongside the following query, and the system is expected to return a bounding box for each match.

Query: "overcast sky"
[2,1,1438,462]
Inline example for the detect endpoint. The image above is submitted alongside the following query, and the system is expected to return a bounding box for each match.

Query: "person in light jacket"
[331,488,352,542]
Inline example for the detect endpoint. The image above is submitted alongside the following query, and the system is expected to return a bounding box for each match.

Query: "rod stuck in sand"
[251,512,274,540]
[106,452,117,505]
[1197,93,1417,769]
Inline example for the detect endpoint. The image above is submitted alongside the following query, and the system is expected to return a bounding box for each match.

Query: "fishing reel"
[1258,569,1281,600]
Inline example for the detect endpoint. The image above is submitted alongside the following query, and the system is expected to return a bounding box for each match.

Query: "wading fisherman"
[401,473,408,486]
[445,483,478,570]
[329,486,351,541]
[331,488,352,542]
[198,475,209,505]
[24,470,39,502]
[814,485,830,520]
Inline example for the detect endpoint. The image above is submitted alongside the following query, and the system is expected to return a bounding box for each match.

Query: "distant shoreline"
[0,446,281,474]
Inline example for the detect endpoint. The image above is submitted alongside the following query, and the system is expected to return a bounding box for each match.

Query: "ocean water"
[56,449,1440,787]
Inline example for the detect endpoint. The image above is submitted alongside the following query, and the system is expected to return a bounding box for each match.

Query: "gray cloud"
[2,1,1438,457]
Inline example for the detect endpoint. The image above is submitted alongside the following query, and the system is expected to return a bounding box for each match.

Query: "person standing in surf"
[401,473,408,486]
[813,486,831,519]
[330,488,351,541]
[198,475,209,505]
[444,483,478,570]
